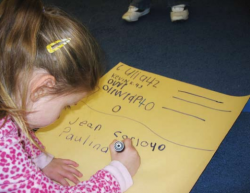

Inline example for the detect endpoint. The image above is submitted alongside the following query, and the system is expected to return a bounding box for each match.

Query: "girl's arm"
[0,136,132,193]
[23,131,86,186]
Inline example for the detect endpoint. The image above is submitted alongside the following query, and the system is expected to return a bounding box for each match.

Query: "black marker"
[114,141,125,152]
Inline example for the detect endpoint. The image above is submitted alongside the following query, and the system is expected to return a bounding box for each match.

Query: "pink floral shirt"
[0,117,133,193]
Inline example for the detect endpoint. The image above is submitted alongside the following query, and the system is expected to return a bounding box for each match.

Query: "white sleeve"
[104,160,133,192]
[32,152,54,169]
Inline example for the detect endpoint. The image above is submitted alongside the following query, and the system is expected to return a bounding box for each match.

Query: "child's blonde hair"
[0,0,104,148]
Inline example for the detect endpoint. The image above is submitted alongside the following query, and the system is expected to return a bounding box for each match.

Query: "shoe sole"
[122,9,150,22]
[170,9,189,22]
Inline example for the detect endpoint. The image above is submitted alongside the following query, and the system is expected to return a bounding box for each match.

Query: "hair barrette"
[46,38,71,53]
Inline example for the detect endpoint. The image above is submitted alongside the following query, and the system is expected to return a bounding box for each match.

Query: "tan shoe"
[170,9,189,22]
[122,6,150,22]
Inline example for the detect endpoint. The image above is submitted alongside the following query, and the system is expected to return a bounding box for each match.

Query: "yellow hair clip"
[46,38,71,53]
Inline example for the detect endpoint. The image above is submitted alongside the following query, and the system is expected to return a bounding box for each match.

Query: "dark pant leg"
[130,0,151,9]
[168,0,192,7]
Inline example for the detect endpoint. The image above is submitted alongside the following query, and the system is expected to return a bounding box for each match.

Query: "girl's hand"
[42,158,83,186]
[109,138,141,177]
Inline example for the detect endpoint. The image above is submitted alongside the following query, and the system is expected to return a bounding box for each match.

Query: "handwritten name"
[116,64,160,88]
[69,117,102,131]
[114,131,166,152]
[102,84,155,111]
[59,127,108,153]
[111,73,143,89]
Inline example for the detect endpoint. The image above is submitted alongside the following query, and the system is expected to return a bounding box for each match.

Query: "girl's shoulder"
[0,116,18,139]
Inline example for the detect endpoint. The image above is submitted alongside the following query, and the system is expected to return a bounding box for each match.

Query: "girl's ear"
[30,75,56,102]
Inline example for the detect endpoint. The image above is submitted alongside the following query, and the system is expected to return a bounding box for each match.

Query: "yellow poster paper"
[36,62,249,193]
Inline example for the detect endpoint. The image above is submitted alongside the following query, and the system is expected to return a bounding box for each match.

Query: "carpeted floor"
[43,0,250,192]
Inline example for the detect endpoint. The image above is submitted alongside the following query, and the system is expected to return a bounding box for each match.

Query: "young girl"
[0,0,140,192]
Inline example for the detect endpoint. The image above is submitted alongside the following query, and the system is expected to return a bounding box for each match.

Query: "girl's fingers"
[61,159,79,167]
[123,138,132,147]
[66,174,80,185]
[59,170,80,185]
[63,165,83,178]
[55,175,70,186]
